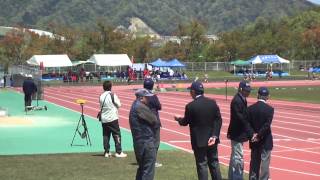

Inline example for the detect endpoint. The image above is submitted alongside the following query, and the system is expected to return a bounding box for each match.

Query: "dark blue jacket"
[248,101,274,150]
[227,92,254,142]
[178,95,222,149]
[146,91,162,128]
[129,100,157,146]
[22,79,37,95]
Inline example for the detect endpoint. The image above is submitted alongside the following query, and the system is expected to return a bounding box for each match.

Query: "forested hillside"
[0,0,314,34]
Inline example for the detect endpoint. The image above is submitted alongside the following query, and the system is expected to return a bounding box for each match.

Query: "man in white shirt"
[99,81,127,158]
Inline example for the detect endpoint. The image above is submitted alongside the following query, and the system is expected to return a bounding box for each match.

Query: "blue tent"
[167,59,185,67]
[150,58,168,67]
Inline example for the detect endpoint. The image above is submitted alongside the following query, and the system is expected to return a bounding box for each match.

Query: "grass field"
[203,86,320,104]
[0,151,231,180]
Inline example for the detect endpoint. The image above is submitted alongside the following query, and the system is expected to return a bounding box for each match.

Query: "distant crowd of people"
[42,67,188,84]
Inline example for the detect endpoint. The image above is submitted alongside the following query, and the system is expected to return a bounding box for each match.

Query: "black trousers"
[154,127,160,152]
[249,147,271,180]
[102,120,122,153]
[24,94,32,107]
[193,145,222,180]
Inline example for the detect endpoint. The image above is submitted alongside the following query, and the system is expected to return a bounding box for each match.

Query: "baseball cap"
[239,80,252,92]
[188,81,204,92]
[258,87,269,96]
[143,78,154,90]
[135,88,153,98]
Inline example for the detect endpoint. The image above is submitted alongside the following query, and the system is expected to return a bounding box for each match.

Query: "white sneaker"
[115,152,127,158]
[104,152,112,158]
[155,162,162,167]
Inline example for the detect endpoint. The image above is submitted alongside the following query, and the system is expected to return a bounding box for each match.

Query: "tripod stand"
[71,103,92,146]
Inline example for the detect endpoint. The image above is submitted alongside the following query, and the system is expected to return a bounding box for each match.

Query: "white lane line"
[169,140,189,143]
[273,146,320,153]
[46,88,320,131]
[273,144,320,155]
[224,156,320,177]
[158,91,320,119]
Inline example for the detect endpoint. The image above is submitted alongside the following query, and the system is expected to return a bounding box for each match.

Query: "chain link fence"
[8,65,44,99]
[182,60,319,72]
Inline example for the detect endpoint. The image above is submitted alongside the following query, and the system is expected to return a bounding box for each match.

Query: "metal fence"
[183,60,320,72]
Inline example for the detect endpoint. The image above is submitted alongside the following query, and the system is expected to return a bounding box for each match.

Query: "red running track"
[29,80,320,179]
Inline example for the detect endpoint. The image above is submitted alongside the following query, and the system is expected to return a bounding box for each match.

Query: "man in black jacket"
[227,80,255,180]
[248,87,274,180]
[175,81,222,180]
[143,78,162,167]
[22,75,37,111]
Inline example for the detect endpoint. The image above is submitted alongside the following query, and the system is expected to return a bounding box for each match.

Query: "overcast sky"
[308,0,320,4]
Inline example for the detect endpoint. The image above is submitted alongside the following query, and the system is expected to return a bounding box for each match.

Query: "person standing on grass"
[129,88,158,180]
[143,78,163,168]
[248,87,274,180]
[227,80,256,180]
[174,81,222,180]
[99,80,127,158]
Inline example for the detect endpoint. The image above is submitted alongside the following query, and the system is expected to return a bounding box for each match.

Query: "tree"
[302,26,320,59]
[0,29,28,66]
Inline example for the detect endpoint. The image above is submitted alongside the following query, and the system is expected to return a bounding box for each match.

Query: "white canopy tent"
[87,54,132,67]
[27,54,72,67]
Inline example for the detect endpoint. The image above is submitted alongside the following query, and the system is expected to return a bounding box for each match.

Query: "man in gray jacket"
[129,88,158,180]
[99,81,127,158]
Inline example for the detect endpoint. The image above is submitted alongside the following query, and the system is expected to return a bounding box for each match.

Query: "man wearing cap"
[143,78,162,167]
[227,80,255,180]
[129,88,158,180]
[174,81,222,180]
[247,87,274,180]
[22,75,37,111]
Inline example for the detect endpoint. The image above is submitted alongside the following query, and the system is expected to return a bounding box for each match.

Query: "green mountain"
[0,0,315,35]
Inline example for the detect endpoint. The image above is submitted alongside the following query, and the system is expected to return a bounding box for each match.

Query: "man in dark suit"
[22,75,37,111]
[144,78,163,167]
[248,87,274,180]
[174,81,222,180]
[227,80,255,180]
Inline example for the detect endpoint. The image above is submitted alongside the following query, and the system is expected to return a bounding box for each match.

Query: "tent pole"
[251,64,253,74]
[289,63,291,75]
